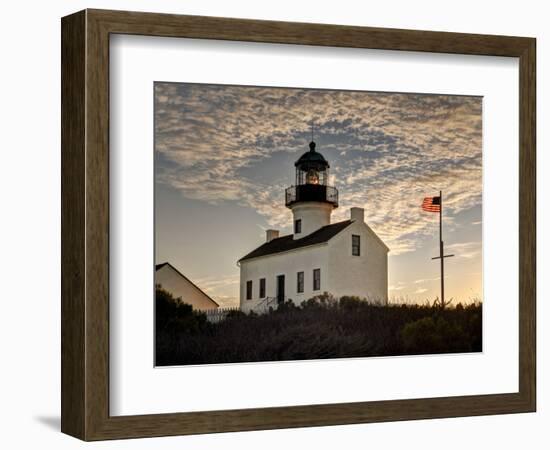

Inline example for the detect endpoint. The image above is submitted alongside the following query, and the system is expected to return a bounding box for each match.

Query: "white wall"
[239,244,329,311]
[1,1,548,450]
[156,265,218,310]
[327,220,388,302]
[290,202,333,238]
[240,219,388,310]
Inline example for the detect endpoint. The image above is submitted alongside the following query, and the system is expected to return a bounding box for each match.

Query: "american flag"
[422,196,441,213]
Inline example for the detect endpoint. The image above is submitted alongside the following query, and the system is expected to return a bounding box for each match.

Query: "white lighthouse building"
[238,140,389,313]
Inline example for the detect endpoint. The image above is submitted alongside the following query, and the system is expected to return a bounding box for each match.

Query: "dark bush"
[155,284,208,333]
[339,296,364,310]
[401,316,470,354]
[156,292,483,366]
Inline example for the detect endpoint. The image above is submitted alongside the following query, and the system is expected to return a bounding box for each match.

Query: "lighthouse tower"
[285,141,339,239]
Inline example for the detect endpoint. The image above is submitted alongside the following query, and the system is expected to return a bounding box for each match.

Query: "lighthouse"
[285,140,339,239]
[238,138,389,312]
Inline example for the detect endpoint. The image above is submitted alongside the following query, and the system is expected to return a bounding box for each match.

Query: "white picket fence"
[203,297,284,323]
[203,307,241,323]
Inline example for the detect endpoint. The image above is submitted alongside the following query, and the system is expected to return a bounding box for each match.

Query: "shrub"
[155,285,208,334]
[339,296,365,310]
[156,291,483,366]
[275,299,299,313]
[300,292,336,309]
[401,316,470,354]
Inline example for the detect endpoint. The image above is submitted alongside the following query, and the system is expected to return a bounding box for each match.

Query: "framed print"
[61,9,536,441]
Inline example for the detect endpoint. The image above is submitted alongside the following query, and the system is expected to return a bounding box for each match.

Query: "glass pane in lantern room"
[306,169,319,184]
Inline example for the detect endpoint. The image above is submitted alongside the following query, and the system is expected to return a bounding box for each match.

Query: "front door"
[276,275,285,304]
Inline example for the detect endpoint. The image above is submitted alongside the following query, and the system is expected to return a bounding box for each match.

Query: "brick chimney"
[266,229,280,242]
[350,207,365,223]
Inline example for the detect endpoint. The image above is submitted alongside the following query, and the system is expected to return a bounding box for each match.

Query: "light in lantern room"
[306,169,319,184]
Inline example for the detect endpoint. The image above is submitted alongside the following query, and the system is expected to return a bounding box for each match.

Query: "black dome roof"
[294,141,330,169]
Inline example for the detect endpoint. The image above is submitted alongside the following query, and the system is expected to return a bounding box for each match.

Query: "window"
[297,271,304,293]
[352,234,361,256]
[313,268,321,291]
[259,278,266,298]
[246,280,253,300]
[294,219,302,234]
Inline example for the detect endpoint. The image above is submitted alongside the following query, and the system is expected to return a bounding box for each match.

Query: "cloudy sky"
[155,82,482,307]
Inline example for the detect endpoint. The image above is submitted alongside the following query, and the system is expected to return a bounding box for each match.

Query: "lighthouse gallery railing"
[285,184,338,207]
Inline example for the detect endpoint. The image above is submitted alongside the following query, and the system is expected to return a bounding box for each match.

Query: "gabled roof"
[155,262,170,271]
[239,220,353,262]
[155,262,219,307]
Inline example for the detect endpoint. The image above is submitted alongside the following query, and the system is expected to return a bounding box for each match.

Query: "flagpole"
[427,191,454,307]
[439,190,444,306]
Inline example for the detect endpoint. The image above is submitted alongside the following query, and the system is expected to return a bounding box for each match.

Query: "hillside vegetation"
[155,287,482,366]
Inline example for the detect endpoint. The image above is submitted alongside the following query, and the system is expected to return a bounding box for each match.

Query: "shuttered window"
[352,234,361,256]
[297,271,304,293]
[313,268,321,291]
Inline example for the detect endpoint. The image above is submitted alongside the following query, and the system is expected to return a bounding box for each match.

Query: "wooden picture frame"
[61,9,536,441]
